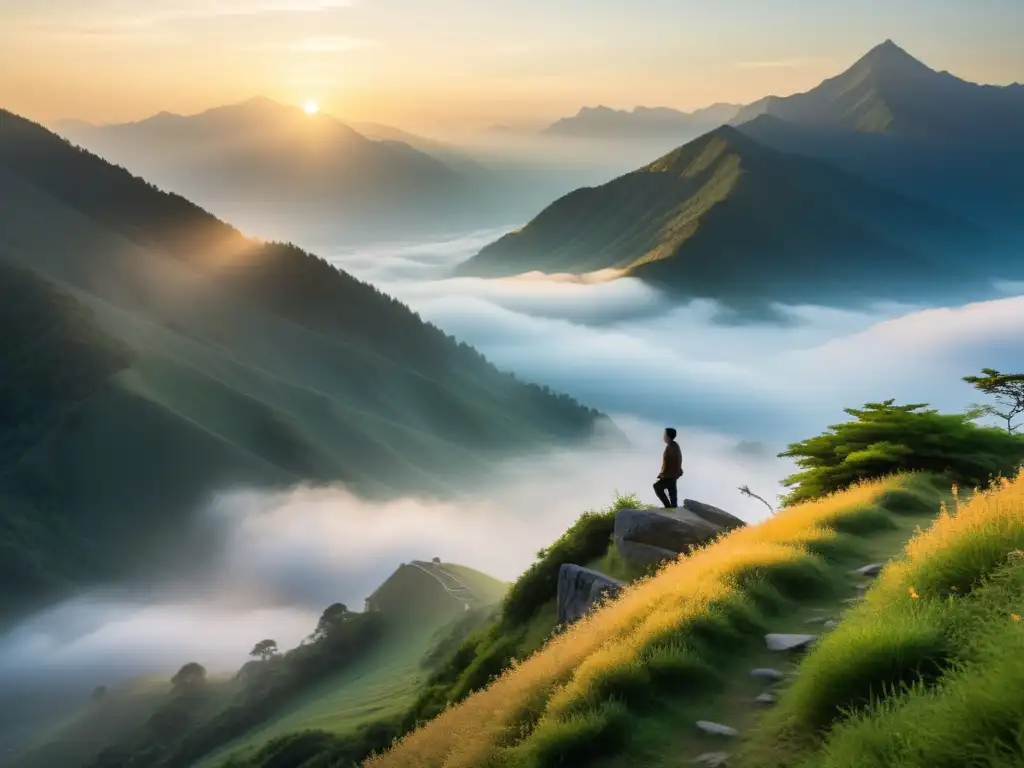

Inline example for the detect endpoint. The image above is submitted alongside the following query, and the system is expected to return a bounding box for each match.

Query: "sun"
[303,100,320,116]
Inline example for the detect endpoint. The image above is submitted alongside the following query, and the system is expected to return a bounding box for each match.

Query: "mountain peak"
[854,38,933,76]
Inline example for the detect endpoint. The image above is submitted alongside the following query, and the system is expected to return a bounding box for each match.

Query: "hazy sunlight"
[303,100,319,116]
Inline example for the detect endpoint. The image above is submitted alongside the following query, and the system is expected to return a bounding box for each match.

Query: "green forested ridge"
[457,125,992,306]
[0,109,606,620]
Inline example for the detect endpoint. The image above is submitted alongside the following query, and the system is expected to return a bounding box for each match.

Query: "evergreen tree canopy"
[779,400,1024,505]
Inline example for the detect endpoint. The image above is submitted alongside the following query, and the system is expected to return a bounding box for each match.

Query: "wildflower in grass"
[1012,614,1022,622]
[908,587,920,599]
[1010,549,1024,559]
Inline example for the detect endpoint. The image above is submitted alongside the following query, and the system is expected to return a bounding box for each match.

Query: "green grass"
[367,474,949,768]
[739,473,1024,768]
[198,617,452,767]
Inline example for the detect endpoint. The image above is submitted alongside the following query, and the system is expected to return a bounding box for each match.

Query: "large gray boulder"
[614,538,678,569]
[614,508,721,555]
[682,499,747,531]
[556,564,625,624]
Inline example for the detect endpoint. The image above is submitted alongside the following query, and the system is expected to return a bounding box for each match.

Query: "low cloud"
[0,416,786,690]
[330,227,1024,440]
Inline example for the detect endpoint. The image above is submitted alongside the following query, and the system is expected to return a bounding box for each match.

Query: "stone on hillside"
[855,583,870,592]
[850,562,885,577]
[765,633,817,652]
[824,620,838,629]
[683,499,747,531]
[804,615,832,624]
[692,752,731,767]
[614,508,721,555]
[696,721,740,737]
[755,692,777,705]
[615,537,678,569]
[750,667,786,681]
[556,564,624,625]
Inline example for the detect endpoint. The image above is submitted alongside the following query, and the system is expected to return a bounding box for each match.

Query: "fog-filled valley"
[3,17,1024,768]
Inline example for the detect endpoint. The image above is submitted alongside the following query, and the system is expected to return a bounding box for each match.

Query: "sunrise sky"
[3,0,1023,135]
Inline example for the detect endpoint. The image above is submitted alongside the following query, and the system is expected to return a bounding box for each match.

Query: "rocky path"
[552,495,942,768]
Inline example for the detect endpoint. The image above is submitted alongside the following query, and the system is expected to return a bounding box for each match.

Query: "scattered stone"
[765,633,817,652]
[614,537,678,569]
[692,752,731,767]
[696,721,740,737]
[842,596,864,605]
[804,615,832,624]
[854,583,870,592]
[850,562,885,577]
[556,564,624,625]
[750,667,786,681]
[682,499,748,531]
[824,620,838,629]
[614,508,721,555]
[755,692,777,705]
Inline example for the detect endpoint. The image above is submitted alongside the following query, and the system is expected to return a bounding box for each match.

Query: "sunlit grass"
[365,476,915,768]
[741,471,1024,768]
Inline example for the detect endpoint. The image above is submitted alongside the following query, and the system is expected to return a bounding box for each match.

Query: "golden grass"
[365,477,904,768]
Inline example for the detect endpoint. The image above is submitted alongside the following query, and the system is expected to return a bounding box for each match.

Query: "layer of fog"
[5,226,1023,733]
[332,227,1024,441]
[0,416,783,695]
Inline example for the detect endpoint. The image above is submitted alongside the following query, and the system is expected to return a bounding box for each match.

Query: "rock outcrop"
[615,538,679,568]
[682,499,748,531]
[556,564,625,624]
[613,501,746,569]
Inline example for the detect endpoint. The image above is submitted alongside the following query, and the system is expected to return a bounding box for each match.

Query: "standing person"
[654,427,683,508]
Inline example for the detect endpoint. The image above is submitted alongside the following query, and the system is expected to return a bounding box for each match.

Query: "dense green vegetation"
[779,399,1024,505]
[0,109,607,618]
[457,124,989,306]
[81,608,386,768]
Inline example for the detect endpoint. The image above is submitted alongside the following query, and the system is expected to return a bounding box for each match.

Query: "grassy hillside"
[458,125,989,306]
[0,109,607,619]
[365,473,952,767]
[12,563,507,768]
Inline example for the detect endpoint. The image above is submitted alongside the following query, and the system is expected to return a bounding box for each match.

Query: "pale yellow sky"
[2,0,1022,135]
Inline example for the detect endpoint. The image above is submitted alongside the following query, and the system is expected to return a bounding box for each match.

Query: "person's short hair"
[665,427,677,440]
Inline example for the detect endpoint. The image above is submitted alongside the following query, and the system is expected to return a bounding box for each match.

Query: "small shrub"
[780,400,1024,504]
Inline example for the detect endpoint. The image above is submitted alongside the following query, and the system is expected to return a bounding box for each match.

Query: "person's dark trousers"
[653,476,678,508]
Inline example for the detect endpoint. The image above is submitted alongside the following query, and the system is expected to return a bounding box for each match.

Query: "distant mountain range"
[732,40,1024,231]
[53,98,537,247]
[0,109,609,620]
[542,103,742,141]
[458,40,1024,305]
[732,39,1024,143]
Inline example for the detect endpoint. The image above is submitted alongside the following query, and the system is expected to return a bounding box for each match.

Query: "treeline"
[86,605,384,768]
[0,111,602,442]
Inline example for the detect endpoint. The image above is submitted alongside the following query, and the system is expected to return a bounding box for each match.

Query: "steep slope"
[53,98,503,246]
[457,125,991,306]
[733,40,1024,144]
[364,475,954,768]
[544,103,742,141]
[732,41,1024,231]
[0,109,607,619]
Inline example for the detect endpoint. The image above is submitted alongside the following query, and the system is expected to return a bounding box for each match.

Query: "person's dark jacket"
[660,440,683,479]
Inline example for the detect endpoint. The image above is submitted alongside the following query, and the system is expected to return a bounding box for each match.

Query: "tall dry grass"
[366,477,908,768]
